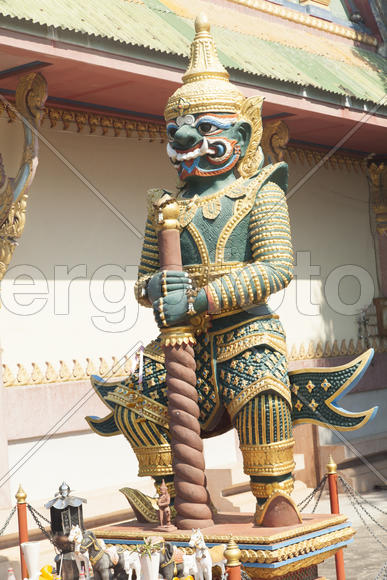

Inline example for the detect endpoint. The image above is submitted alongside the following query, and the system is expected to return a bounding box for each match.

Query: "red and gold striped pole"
[16,484,28,580]
[327,456,345,580]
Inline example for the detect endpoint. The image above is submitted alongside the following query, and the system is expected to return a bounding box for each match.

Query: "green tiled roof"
[0,0,191,55]
[212,27,386,104]
[0,0,386,105]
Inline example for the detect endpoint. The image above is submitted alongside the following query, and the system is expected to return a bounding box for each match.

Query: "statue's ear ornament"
[237,96,264,179]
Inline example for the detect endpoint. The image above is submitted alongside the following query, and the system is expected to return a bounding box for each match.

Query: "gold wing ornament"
[237,95,264,179]
[0,72,47,281]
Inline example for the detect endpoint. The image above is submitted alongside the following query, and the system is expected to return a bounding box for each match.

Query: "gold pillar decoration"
[261,120,289,164]
[0,72,48,281]
[367,161,387,335]
[368,162,387,236]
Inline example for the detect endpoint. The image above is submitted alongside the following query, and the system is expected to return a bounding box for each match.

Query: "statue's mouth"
[167,138,216,166]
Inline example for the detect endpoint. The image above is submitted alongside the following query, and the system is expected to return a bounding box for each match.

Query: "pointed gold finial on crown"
[182,13,229,84]
[164,13,244,121]
[195,12,210,33]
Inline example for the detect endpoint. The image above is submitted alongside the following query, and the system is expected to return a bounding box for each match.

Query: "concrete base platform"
[95,512,354,579]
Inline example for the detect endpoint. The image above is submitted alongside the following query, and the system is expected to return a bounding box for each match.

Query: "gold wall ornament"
[0,72,47,283]
[16,363,30,386]
[99,357,110,377]
[0,100,367,174]
[86,357,97,376]
[3,335,385,387]
[45,361,58,383]
[72,359,85,380]
[367,162,387,235]
[31,362,44,384]
[59,360,71,381]
[2,364,15,387]
[284,144,365,173]
[261,120,289,165]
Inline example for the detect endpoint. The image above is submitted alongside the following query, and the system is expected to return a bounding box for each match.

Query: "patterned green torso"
[180,191,252,267]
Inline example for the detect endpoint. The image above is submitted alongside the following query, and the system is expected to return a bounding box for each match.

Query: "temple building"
[0,0,386,512]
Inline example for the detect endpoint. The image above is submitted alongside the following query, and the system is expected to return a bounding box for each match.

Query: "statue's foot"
[120,488,176,524]
[254,492,302,527]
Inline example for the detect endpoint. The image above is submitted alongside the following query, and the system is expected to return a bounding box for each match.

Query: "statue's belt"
[106,314,289,428]
[210,304,276,332]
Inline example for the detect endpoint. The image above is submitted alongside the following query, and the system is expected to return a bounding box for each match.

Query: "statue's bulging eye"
[197,122,218,135]
[167,127,177,141]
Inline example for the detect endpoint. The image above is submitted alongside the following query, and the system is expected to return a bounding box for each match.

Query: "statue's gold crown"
[164,14,245,121]
[164,14,264,178]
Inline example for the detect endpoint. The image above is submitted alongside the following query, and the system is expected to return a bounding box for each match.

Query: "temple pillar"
[367,161,387,337]
[0,343,11,507]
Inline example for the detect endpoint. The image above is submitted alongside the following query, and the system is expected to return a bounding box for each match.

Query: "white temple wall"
[0,119,378,370]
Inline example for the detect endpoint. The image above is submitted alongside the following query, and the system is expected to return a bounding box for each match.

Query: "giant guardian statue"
[87,15,376,528]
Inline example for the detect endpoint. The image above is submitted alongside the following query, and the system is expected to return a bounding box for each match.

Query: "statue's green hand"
[193,288,208,314]
[147,271,191,304]
[153,289,189,327]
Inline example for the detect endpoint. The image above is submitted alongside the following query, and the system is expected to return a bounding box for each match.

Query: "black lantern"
[45,482,86,535]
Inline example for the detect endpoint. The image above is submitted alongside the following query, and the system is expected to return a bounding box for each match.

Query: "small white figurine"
[189,529,227,580]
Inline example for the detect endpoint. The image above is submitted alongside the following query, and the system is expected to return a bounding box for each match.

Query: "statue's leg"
[113,397,174,498]
[235,393,297,522]
[220,346,301,526]
[109,344,175,516]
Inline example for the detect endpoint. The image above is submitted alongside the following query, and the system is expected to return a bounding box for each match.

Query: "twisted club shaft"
[165,344,213,529]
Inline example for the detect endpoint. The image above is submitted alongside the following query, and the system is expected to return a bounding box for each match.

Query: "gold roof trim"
[0,101,371,175]
[227,0,377,47]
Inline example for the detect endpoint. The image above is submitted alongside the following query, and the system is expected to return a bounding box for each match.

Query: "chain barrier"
[298,474,327,513]
[339,476,387,517]
[337,474,387,580]
[27,504,62,552]
[338,476,387,538]
[0,505,16,536]
[374,559,387,580]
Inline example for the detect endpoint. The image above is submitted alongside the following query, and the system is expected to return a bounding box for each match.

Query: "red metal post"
[16,484,29,580]
[327,456,346,580]
[224,538,242,580]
